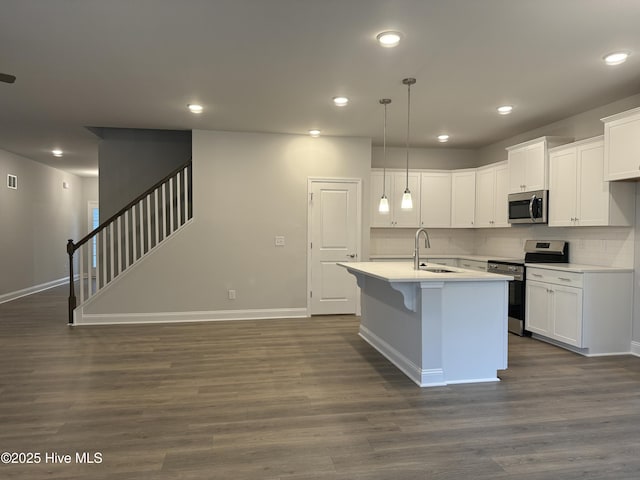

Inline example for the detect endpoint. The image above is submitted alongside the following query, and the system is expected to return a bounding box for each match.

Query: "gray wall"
[84,131,371,314]
[96,128,191,221]
[0,148,85,296]
[477,92,640,165]
[372,146,478,170]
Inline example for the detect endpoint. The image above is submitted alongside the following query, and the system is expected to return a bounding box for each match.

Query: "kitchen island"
[340,262,512,387]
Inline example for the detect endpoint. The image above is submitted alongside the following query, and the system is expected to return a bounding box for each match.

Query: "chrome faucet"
[414,227,431,270]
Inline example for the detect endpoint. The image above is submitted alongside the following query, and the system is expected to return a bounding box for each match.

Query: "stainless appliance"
[508,190,548,224]
[488,240,568,336]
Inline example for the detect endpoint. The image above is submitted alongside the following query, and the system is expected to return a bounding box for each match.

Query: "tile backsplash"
[370,225,634,267]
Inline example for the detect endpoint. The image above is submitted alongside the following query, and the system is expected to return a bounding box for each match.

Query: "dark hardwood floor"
[1,285,640,479]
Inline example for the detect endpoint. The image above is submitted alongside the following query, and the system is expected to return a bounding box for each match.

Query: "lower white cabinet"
[458,259,487,272]
[526,279,582,346]
[426,257,458,267]
[525,267,632,355]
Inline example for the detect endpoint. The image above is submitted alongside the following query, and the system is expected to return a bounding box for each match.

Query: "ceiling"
[1,0,640,177]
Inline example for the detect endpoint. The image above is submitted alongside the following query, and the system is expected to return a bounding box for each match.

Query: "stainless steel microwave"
[508,190,548,224]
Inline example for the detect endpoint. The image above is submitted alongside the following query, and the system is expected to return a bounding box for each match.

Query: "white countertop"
[339,261,513,283]
[526,263,633,273]
[369,253,524,263]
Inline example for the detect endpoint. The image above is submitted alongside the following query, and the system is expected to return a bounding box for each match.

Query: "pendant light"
[401,77,416,210]
[378,98,391,214]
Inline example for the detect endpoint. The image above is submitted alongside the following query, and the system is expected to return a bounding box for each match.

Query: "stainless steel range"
[488,240,569,336]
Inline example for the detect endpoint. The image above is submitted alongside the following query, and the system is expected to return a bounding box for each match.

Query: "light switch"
[275,236,285,246]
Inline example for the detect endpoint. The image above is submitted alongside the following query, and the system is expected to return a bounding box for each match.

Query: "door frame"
[307,177,362,316]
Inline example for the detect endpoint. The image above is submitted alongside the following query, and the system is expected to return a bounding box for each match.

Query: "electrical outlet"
[228,289,236,300]
[275,236,285,246]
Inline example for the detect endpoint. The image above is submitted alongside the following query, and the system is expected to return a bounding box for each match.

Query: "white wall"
[0,148,86,299]
[82,131,371,316]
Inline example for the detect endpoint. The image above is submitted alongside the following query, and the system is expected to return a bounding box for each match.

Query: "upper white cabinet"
[370,162,515,230]
[602,106,640,181]
[420,171,451,228]
[451,169,476,228]
[549,136,634,227]
[475,161,509,228]
[370,170,420,227]
[507,136,572,193]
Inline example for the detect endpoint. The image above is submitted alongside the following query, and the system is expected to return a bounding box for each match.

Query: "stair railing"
[67,160,192,324]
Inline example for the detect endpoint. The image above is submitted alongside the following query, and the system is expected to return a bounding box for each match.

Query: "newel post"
[67,239,76,325]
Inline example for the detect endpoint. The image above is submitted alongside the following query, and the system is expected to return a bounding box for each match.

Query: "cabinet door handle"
[530,273,542,278]
[558,277,572,282]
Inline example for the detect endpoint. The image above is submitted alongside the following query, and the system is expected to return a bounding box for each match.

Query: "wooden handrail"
[71,159,192,251]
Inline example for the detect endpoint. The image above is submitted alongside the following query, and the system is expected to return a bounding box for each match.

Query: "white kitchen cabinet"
[549,136,634,227]
[370,170,420,227]
[420,171,451,228]
[526,279,582,347]
[475,161,509,228]
[426,257,458,267]
[602,106,640,181]
[525,266,632,355]
[451,169,476,228]
[457,259,487,272]
[507,136,572,193]
[525,280,552,336]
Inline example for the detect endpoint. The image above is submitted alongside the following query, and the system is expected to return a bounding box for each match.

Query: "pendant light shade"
[379,195,390,213]
[378,98,392,214]
[401,77,416,210]
[401,190,413,209]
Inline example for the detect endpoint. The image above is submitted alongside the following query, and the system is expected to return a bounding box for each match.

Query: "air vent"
[7,174,17,189]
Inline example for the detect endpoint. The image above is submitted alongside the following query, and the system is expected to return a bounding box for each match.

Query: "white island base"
[341,262,510,387]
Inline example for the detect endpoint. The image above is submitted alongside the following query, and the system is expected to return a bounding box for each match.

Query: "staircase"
[66,160,193,324]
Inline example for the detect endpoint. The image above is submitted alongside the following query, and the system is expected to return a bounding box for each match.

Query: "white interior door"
[309,180,360,315]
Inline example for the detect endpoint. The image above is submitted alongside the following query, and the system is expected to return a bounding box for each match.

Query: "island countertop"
[339,261,513,283]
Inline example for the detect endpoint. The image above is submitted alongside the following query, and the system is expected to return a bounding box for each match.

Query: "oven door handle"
[529,194,537,223]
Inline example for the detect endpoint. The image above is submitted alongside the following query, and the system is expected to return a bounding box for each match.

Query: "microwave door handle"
[529,194,536,223]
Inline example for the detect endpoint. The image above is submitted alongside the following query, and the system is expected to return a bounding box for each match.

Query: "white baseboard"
[631,341,640,357]
[359,325,446,387]
[0,276,72,305]
[74,307,308,325]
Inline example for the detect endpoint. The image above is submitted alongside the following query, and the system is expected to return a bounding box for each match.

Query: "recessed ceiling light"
[603,51,630,66]
[52,149,63,157]
[437,134,450,143]
[333,96,349,107]
[497,105,513,115]
[187,104,203,114]
[309,129,321,137]
[376,31,402,48]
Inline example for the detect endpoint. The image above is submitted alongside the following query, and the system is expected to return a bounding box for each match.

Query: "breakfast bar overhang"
[340,262,512,387]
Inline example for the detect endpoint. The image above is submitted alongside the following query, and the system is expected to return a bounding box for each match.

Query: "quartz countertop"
[525,263,633,273]
[369,254,524,263]
[339,261,513,283]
